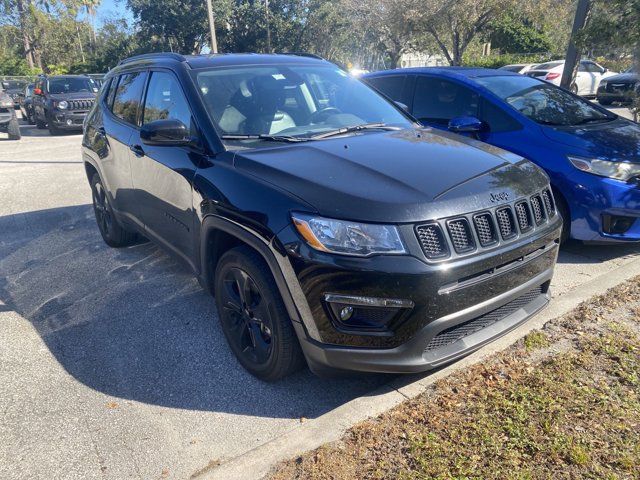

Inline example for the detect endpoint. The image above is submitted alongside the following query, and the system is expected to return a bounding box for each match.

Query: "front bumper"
[282,219,561,374]
[49,111,88,129]
[597,84,638,103]
[564,173,640,243]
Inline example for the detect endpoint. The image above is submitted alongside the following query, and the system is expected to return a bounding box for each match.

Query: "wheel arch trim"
[200,214,321,342]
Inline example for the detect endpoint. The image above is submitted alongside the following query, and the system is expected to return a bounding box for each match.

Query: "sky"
[95,0,134,27]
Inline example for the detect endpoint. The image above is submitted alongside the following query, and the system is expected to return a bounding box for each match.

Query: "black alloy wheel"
[90,173,138,248]
[215,246,304,381]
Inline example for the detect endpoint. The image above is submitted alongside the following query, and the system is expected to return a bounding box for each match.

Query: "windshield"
[477,75,615,127]
[47,77,98,94]
[193,64,411,144]
[499,65,524,72]
[534,61,563,71]
[3,80,27,90]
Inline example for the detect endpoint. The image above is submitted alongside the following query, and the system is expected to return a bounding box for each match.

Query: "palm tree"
[81,0,101,48]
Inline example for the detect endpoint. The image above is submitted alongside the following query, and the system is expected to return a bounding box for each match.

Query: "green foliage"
[489,14,553,54]
[463,52,550,69]
[0,54,40,75]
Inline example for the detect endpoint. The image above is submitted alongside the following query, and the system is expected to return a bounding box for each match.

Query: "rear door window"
[412,77,479,125]
[112,71,147,126]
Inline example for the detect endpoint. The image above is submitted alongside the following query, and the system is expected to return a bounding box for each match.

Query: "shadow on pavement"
[0,205,390,419]
[557,239,639,264]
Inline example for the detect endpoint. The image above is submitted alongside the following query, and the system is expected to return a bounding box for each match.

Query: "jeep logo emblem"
[490,191,510,203]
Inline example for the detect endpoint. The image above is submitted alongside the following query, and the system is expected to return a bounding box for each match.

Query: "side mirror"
[33,88,42,96]
[394,101,409,112]
[448,116,484,134]
[140,119,191,146]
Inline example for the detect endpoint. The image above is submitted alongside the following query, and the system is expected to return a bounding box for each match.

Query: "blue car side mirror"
[448,116,484,133]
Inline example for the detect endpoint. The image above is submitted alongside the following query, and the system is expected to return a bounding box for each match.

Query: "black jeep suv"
[82,53,562,380]
[33,74,98,134]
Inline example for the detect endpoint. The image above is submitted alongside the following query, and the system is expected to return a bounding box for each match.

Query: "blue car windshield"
[193,64,411,142]
[476,75,615,127]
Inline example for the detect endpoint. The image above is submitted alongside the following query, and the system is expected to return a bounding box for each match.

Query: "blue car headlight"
[291,213,407,257]
[568,155,640,182]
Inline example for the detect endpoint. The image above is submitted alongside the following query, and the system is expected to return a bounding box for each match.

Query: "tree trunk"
[388,49,402,69]
[16,0,34,68]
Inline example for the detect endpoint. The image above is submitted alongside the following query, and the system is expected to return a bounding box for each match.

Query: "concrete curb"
[203,256,640,480]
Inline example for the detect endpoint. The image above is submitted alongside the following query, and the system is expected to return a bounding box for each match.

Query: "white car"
[525,60,617,96]
[498,63,539,74]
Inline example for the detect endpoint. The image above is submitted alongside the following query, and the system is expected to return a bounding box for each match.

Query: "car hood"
[603,72,639,83]
[233,129,549,223]
[541,118,640,162]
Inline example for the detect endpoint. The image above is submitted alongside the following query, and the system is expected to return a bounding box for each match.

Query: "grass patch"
[270,279,640,480]
[523,330,550,351]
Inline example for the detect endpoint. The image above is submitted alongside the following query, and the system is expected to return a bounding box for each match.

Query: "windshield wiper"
[220,134,310,143]
[310,123,401,140]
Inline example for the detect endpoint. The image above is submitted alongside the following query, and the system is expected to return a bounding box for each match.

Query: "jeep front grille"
[415,188,557,261]
[415,224,449,259]
[68,99,94,111]
[447,219,475,253]
[473,213,498,247]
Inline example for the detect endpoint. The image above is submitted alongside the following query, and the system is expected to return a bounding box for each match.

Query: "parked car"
[18,83,35,124]
[365,67,640,244]
[32,74,99,135]
[596,66,639,105]
[0,83,21,140]
[83,53,561,380]
[1,79,28,108]
[498,63,538,74]
[525,59,616,96]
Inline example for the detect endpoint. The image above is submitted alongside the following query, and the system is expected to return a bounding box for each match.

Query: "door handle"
[129,144,145,157]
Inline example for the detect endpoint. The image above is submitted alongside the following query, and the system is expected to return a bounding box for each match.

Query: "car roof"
[113,52,332,73]
[364,66,522,81]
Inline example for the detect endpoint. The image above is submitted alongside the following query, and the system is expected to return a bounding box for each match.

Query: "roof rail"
[118,52,186,66]
[279,52,327,61]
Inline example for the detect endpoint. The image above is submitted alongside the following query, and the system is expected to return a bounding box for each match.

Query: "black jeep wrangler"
[0,83,20,140]
[32,74,99,135]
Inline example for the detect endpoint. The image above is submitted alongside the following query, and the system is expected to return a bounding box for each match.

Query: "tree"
[489,14,553,54]
[126,0,232,54]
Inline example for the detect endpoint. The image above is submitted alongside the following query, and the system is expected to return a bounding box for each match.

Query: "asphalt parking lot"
[1,109,639,480]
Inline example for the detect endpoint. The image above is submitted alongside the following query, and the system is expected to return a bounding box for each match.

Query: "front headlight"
[568,155,640,182]
[0,98,12,107]
[291,213,407,257]
[57,100,68,110]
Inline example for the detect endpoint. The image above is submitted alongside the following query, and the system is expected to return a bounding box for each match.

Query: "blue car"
[364,67,640,243]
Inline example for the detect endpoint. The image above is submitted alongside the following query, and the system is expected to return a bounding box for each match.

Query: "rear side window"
[112,71,147,125]
[413,77,479,125]
[366,75,406,102]
[142,71,192,129]
[105,77,118,108]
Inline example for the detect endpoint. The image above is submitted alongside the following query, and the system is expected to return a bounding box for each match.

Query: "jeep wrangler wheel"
[7,118,21,140]
[90,173,138,248]
[215,246,304,381]
[35,116,46,129]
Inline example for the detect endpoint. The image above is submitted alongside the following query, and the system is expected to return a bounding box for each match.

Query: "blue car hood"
[542,118,640,162]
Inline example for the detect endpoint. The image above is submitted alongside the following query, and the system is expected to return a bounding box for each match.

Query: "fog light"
[602,214,636,235]
[66,119,73,126]
[339,306,354,321]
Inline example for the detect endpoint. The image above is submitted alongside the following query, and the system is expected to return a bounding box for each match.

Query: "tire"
[90,172,138,248]
[215,246,305,381]
[35,114,46,129]
[48,123,61,136]
[7,118,21,140]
